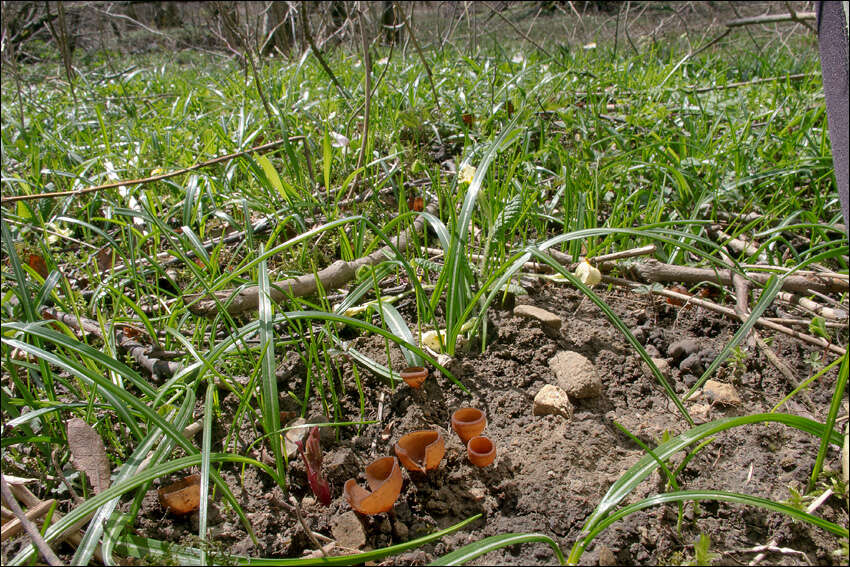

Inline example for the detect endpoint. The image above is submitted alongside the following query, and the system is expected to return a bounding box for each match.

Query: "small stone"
[644,344,661,358]
[641,357,670,379]
[690,403,712,423]
[393,520,409,540]
[598,544,618,566]
[549,351,602,399]
[668,339,700,361]
[632,327,647,345]
[682,373,698,388]
[284,418,307,458]
[331,511,367,550]
[468,487,486,501]
[703,380,742,406]
[679,353,703,374]
[533,384,574,419]
[514,304,562,332]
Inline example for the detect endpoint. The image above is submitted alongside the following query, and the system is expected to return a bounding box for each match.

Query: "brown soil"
[70,283,846,565]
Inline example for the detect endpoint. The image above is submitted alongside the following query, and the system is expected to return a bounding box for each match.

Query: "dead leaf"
[157,474,201,515]
[28,254,49,279]
[95,247,115,273]
[67,418,111,495]
[407,195,424,212]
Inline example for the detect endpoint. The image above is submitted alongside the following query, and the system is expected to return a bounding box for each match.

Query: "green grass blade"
[429,532,566,566]
[809,351,848,491]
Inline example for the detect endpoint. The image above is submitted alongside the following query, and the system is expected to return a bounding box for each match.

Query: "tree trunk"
[262,1,296,56]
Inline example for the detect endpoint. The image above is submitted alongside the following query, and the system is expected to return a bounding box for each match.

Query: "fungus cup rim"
[394,429,446,473]
[343,456,403,515]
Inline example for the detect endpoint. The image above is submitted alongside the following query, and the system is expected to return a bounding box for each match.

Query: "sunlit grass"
[1,16,846,566]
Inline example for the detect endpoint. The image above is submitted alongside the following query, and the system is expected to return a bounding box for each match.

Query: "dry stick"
[41,307,182,379]
[0,499,56,542]
[623,259,848,296]
[5,482,102,562]
[724,259,816,410]
[483,1,576,75]
[187,202,439,317]
[289,496,327,558]
[708,225,767,262]
[346,7,372,201]
[0,475,63,566]
[764,317,847,329]
[1,137,303,204]
[603,274,846,357]
[749,488,831,566]
[687,71,817,93]
[395,2,440,111]
[424,244,658,273]
[726,11,816,28]
[776,291,846,321]
[300,1,350,101]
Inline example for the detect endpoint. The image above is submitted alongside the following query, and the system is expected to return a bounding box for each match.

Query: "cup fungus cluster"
[451,407,496,467]
[343,371,495,516]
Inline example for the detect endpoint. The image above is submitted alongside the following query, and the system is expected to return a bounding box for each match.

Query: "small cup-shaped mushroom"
[394,430,445,473]
[344,456,403,515]
[400,366,428,389]
[451,407,487,444]
[157,474,201,515]
[467,436,496,467]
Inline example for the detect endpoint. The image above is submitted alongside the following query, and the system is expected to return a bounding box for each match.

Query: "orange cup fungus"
[344,456,403,515]
[394,430,445,473]
[157,474,201,515]
[451,407,487,444]
[467,436,496,467]
[400,366,428,389]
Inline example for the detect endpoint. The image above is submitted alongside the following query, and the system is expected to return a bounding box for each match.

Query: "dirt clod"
[331,510,367,550]
[549,350,602,398]
[513,304,562,333]
[667,338,701,361]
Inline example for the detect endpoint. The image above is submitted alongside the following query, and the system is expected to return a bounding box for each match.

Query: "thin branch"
[0,475,63,566]
[482,1,581,75]
[187,202,439,317]
[395,2,440,110]
[300,1,351,100]
[726,11,816,28]
[603,274,846,356]
[1,137,303,204]
[347,5,372,200]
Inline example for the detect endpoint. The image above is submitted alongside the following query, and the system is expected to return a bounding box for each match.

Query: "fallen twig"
[187,203,439,317]
[41,307,181,380]
[623,259,848,296]
[1,137,304,204]
[748,488,830,566]
[0,475,63,566]
[603,274,846,356]
[776,291,846,321]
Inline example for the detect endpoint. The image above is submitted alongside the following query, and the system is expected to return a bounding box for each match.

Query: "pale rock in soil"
[598,544,618,566]
[690,403,712,424]
[513,304,562,332]
[533,384,574,419]
[641,357,671,379]
[702,379,742,406]
[331,510,367,550]
[549,351,602,399]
